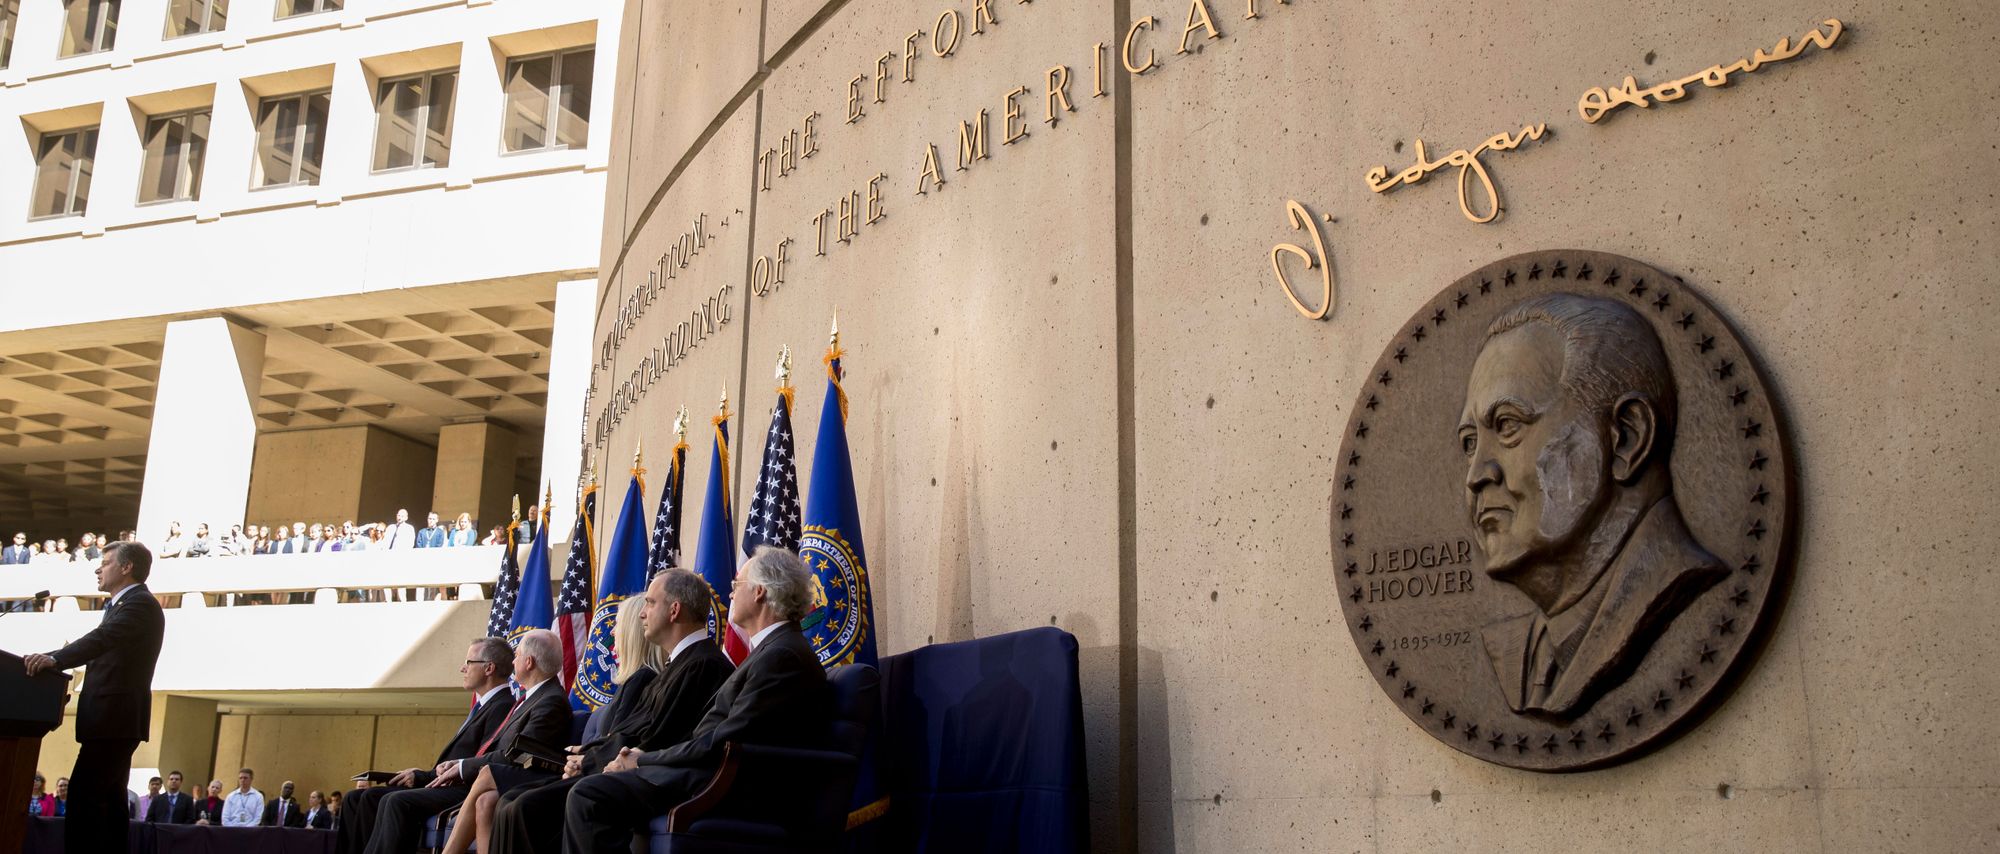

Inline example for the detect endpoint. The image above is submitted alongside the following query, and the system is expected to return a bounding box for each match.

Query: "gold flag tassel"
[824,313,849,421]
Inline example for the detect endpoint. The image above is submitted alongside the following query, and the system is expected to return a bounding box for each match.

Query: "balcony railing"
[0,544,527,609]
[0,546,541,693]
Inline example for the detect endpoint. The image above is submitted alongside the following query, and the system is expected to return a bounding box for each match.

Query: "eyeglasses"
[463,659,496,666]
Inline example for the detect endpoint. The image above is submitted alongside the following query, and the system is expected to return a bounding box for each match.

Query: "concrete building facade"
[587,1,1998,851]
[0,0,618,797]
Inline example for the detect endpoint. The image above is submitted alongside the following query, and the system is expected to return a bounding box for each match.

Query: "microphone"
[2,590,49,617]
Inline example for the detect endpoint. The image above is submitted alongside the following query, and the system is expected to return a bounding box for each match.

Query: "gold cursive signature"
[1364,124,1547,224]
[1578,18,1844,124]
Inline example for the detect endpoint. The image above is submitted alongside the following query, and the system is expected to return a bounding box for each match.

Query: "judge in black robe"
[487,570,734,854]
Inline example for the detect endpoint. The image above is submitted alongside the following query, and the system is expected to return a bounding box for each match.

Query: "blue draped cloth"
[875,627,1089,853]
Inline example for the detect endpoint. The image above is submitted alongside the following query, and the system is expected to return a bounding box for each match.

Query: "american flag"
[742,390,801,555]
[646,442,687,580]
[557,485,597,699]
[484,523,521,637]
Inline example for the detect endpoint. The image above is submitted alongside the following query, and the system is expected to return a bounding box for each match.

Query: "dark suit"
[195,796,225,825]
[489,640,733,854]
[307,806,334,829]
[46,583,164,854]
[0,544,29,564]
[1480,496,1727,717]
[145,790,197,824]
[361,680,571,854]
[337,687,513,854]
[265,796,306,827]
[563,623,829,853]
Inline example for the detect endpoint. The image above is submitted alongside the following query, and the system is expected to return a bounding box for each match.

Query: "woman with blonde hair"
[436,596,664,854]
[583,595,667,741]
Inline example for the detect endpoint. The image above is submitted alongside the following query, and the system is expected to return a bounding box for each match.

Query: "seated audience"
[137,775,161,819]
[561,547,832,852]
[337,637,517,854]
[306,790,333,829]
[450,620,628,854]
[264,780,305,827]
[429,628,584,854]
[364,631,571,854]
[146,770,196,824]
[28,772,51,816]
[222,768,264,827]
[486,569,733,854]
[195,780,225,825]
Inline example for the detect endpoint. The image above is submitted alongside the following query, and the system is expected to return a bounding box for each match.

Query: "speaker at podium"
[0,649,72,851]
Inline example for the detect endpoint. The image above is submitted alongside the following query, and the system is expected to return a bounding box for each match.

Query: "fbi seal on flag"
[799,526,868,667]
[573,595,628,710]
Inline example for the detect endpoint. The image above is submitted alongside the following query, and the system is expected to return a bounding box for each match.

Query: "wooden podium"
[0,651,70,851]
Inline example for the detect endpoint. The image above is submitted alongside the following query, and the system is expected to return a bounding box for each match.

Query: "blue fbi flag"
[506,506,554,643]
[694,411,750,663]
[800,343,877,668]
[573,471,649,711]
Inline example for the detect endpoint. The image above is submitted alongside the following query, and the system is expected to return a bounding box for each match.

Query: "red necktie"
[474,696,523,755]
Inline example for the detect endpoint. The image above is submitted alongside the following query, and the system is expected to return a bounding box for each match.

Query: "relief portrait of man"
[1456,293,1728,719]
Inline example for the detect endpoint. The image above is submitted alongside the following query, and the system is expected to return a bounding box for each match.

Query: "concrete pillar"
[131,694,218,793]
[137,318,265,547]
[539,278,598,542]
[433,420,517,532]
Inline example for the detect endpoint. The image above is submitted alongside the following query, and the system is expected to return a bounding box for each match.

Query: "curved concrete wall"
[590,1,1997,849]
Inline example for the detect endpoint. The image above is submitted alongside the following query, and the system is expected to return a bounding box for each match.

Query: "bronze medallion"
[1333,250,1793,771]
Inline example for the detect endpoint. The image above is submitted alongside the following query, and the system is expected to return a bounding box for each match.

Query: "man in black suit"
[336,637,516,854]
[563,547,832,852]
[361,629,572,854]
[265,779,306,827]
[487,569,734,854]
[24,542,165,854]
[146,770,197,824]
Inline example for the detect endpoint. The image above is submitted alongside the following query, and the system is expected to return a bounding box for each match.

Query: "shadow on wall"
[934,376,981,643]
[1136,645,1176,853]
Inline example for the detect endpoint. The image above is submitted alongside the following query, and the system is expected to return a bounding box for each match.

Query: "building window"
[276,0,338,20]
[253,91,329,188]
[164,0,225,38]
[2,0,20,69]
[502,47,593,153]
[59,0,119,57]
[139,109,209,203]
[31,127,97,219]
[373,69,456,172]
